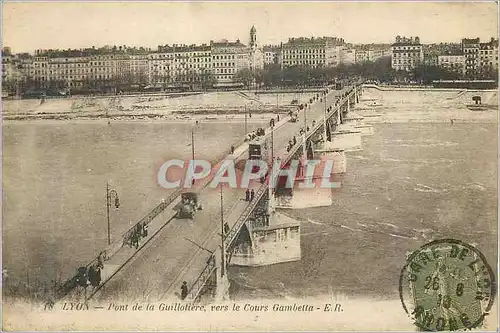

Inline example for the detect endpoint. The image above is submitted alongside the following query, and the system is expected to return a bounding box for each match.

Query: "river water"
[2,119,267,296]
[2,89,498,303]
[229,122,498,300]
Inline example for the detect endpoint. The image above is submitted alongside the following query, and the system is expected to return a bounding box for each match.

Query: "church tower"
[249,25,257,49]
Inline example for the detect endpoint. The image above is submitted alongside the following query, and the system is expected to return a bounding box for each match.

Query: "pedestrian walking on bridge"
[231,145,235,155]
[245,189,250,201]
[181,281,188,300]
[250,189,255,202]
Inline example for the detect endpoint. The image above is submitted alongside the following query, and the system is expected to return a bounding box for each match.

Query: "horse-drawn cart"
[173,192,203,219]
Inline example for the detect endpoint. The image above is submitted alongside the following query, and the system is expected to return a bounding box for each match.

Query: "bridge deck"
[91,85,357,302]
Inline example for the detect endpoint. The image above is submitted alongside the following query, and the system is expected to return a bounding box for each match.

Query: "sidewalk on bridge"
[100,207,179,283]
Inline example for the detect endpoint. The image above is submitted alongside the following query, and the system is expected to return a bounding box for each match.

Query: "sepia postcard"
[1,1,499,331]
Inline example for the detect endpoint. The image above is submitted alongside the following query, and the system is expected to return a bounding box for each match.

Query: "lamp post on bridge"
[244,104,247,135]
[106,182,120,245]
[220,185,226,278]
[191,127,195,161]
[324,89,328,142]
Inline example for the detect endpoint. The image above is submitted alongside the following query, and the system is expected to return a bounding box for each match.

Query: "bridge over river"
[56,81,366,304]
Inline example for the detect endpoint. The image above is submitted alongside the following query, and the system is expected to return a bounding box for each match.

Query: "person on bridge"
[97,251,105,270]
[250,189,255,201]
[231,145,235,155]
[181,281,188,300]
[245,189,250,201]
[293,136,297,145]
[277,114,280,122]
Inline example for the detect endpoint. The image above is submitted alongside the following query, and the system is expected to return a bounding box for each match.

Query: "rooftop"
[284,36,345,46]
[462,38,480,44]
[210,39,247,48]
[157,44,211,53]
[34,46,151,58]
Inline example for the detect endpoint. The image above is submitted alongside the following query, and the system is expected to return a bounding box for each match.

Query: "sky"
[2,1,499,53]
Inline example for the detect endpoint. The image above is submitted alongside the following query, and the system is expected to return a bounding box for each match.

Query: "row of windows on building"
[214,68,235,74]
[479,50,496,55]
[154,52,211,58]
[282,54,326,60]
[152,57,211,63]
[392,59,420,64]
[283,49,326,54]
[33,74,113,81]
[151,63,211,69]
[392,53,421,57]
[393,46,421,51]
[213,62,236,67]
[213,54,240,60]
[441,63,463,67]
[480,56,498,60]
[216,74,234,80]
[283,48,325,54]
[282,60,325,66]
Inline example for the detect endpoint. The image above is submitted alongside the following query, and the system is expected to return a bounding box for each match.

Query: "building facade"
[211,39,249,84]
[461,38,480,78]
[391,36,424,71]
[354,45,391,64]
[437,54,465,74]
[479,38,499,73]
[281,37,344,69]
[263,45,281,65]
[340,48,356,65]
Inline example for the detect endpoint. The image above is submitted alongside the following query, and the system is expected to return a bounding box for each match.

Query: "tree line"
[233,56,498,87]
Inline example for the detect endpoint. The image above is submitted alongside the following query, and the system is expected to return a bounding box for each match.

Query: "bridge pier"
[314,146,347,174]
[230,191,301,266]
[343,112,374,136]
[330,126,362,151]
[330,93,363,150]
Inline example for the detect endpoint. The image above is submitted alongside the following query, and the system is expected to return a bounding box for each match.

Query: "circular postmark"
[399,239,496,331]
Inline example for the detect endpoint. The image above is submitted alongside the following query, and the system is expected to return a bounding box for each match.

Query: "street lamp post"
[191,128,195,161]
[106,182,120,245]
[324,90,328,142]
[220,185,225,277]
[244,104,248,135]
